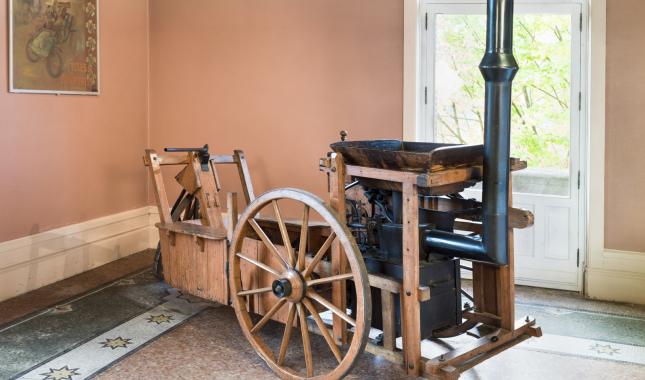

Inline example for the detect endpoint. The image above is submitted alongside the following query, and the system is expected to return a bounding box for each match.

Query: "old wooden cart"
[144,139,540,380]
[144,0,541,378]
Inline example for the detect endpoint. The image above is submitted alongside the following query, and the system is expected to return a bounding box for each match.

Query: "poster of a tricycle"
[10,0,99,94]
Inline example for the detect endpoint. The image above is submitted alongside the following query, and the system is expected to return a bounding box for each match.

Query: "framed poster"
[9,0,99,95]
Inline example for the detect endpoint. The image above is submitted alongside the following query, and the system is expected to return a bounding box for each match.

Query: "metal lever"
[165,144,210,171]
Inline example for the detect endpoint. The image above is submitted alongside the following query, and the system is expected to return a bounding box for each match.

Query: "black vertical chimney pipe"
[424,0,518,265]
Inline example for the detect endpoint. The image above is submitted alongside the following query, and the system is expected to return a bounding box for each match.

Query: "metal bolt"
[331,167,337,173]
[491,336,499,342]
[525,316,530,322]
[439,355,445,362]
[406,291,412,296]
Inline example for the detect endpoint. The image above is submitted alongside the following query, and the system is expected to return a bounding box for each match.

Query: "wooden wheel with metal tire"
[229,188,371,380]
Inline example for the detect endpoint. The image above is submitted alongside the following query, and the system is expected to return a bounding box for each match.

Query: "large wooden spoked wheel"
[229,188,371,380]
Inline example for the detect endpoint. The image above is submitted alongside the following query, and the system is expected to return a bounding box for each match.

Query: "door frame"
[403,0,594,292]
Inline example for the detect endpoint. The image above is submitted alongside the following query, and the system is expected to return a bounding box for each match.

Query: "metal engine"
[346,186,482,339]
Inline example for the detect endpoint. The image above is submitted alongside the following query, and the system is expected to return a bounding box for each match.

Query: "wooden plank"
[210,154,236,164]
[227,192,238,242]
[234,150,256,204]
[418,168,479,188]
[421,197,533,229]
[240,238,262,313]
[145,150,171,224]
[329,153,348,344]
[346,165,420,184]
[197,237,209,299]
[143,153,191,167]
[462,311,501,326]
[424,318,538,374]
[205,240,228,304]
[365,342,405,365]
[446,334,532,377]
[368,273,401,294]
[381,289,396,351]
[156,222,227,241]
[344,159,527,190]
[192,158,225,228]
[401,181,421,376]
[174,160,201,195]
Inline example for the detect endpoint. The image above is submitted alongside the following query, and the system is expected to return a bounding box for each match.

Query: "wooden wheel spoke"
[306,273,354,287]
[272,200,296,267]
[303,298,343,363]
[297,303,314,377]
[236,253,280,277]
[237,286,272,297]
[250,298,287,334]
[302,232,336,278]
[248,219,289,270]
[229,188,369,380]
[277,303,297,366]
[297,205,310,272]
[307,290,356,327]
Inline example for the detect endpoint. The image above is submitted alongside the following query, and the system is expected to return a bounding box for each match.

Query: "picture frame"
[9,0,100,95]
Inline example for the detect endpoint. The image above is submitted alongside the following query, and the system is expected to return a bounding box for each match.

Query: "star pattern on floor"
[39,365,80,380]
[99,337,133,350]
[590,343,621,356]
[146,314,174,324]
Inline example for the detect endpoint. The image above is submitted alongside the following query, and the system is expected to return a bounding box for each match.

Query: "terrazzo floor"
[1,252,645,380]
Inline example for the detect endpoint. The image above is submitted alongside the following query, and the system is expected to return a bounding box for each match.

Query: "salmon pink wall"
[604,0,645,252]
[148,0,404,207]
[0,0,150,242]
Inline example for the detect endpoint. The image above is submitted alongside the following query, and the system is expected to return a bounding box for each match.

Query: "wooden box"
[158,222,229,305]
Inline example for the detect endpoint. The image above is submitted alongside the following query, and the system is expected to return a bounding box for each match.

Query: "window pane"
[434,14,572,196]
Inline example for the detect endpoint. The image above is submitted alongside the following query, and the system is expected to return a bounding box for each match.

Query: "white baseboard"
[586,249,645,304]
[586,267,645,304]
[0,206,158,302]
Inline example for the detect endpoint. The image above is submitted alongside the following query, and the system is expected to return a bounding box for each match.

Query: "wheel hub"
[272,279,292,298]
[272,270,306,302]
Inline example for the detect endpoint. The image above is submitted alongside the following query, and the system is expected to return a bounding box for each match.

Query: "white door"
[421,1,586,291]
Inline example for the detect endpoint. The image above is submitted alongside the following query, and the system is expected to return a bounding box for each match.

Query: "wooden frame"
[143,149,256,235]
[145,144,541,379]
[143,148,257,304]
[323,152,542,379]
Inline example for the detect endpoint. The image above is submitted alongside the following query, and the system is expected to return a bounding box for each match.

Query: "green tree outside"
[434,14,571,171]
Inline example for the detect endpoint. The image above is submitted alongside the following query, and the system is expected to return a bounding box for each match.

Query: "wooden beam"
[401,181,421,377]
[227,192,238,241]
[381,290,397,351]
[145,150,171,224]
[329,153,348,344]
[346,165,420,184]
[233,150,256,204]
